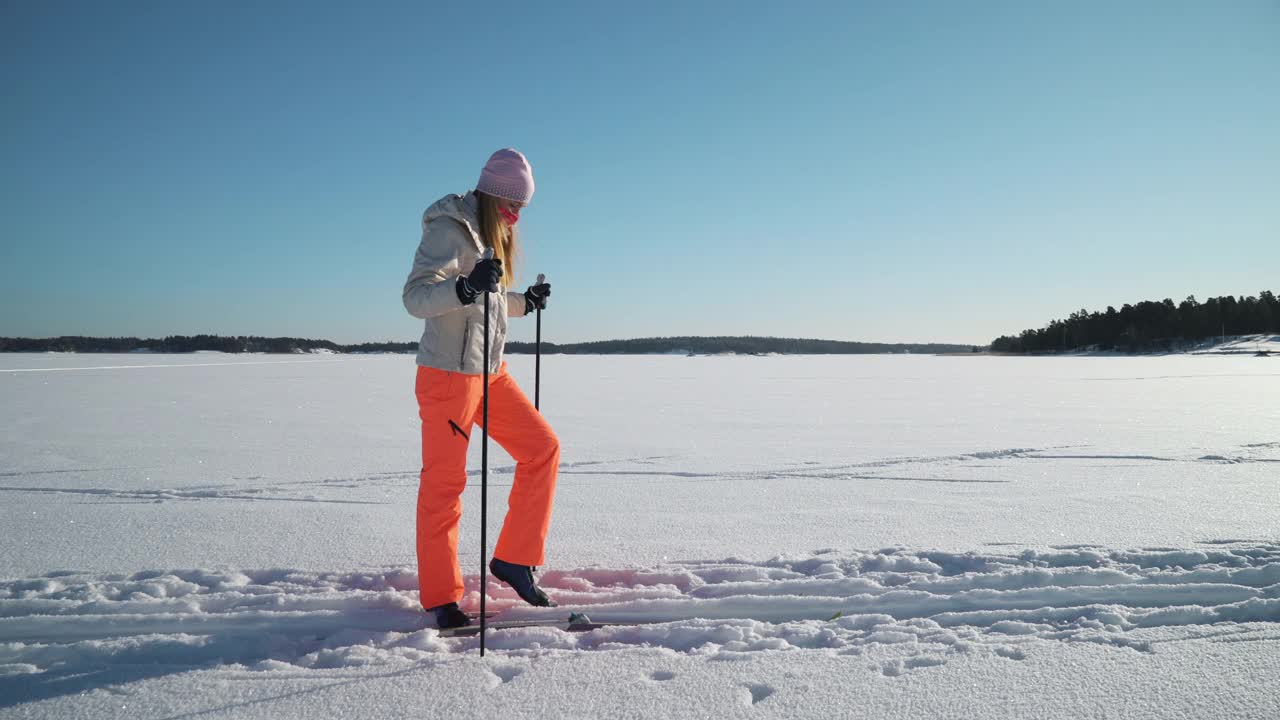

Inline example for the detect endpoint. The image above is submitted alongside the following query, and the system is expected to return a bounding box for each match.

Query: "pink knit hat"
[476,148,535,204]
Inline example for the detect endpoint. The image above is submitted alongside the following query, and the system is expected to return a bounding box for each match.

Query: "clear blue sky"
[3,1,1277,345]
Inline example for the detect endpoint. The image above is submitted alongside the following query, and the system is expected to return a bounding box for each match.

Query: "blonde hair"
[476,191,519,289]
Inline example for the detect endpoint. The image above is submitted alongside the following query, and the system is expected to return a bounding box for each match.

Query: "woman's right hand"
[465,258,504,294]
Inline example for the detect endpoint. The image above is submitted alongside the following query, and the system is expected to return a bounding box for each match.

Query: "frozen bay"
[1,353,1277,718]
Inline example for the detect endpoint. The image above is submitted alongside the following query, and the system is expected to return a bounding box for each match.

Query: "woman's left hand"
[524,281,552,311]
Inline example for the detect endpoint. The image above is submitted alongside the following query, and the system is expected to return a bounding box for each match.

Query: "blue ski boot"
[427,602,471,630]
[489,558,557,607]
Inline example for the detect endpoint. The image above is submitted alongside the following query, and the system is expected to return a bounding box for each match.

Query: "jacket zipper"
[460,322,471,370]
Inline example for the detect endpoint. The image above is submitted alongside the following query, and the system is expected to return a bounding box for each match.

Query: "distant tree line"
[1,334,978,355]
[507,336,976,355]
[990,291,1278,354]
[0,335,354,354]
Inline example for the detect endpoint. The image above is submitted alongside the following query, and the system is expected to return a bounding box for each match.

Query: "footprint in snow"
[879,655,947,676]
[905,656,946,670]
[742,683,774,706]
[487,665,524,689]
[649,670,676,682]
[996,646,1028,661]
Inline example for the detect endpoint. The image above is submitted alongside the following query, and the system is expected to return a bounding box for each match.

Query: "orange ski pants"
[415,363,560,610]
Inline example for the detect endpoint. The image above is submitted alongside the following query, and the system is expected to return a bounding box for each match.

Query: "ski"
[439,612,607,637]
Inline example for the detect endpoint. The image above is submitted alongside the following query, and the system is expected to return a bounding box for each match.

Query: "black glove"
[524,281,551,311]
[456,258,504,304]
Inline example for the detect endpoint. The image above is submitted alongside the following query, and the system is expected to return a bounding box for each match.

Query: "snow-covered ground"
[1189,334,1280,355]
[1,353,1277,719]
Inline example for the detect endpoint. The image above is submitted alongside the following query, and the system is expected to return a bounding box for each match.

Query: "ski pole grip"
[478,248,496,294]
[536,273,545,286]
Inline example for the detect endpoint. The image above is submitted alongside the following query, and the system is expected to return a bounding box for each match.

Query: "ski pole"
[534,273,544,411]
[479,248,493,657]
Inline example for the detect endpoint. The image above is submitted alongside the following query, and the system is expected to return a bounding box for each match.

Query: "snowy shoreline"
[10,330,1276,361]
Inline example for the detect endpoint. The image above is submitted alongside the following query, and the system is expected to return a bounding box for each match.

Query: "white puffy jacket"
[402,191,529,373]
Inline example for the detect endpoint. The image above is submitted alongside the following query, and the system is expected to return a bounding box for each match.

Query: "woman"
[402,148,558,630]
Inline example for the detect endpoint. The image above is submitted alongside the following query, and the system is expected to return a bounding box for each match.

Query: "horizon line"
[0,333,983,347]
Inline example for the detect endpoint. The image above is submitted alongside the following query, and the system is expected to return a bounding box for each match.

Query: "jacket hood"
[422,192,481,245]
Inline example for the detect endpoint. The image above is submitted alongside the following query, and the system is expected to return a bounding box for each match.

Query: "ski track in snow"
[2,542,1279,705]
[1,441,1275,503]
